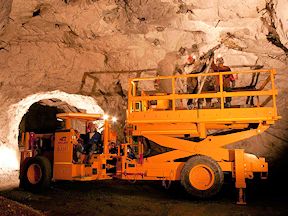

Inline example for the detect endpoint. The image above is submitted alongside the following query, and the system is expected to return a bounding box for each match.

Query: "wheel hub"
[27,164,42,184]
[189,164,215,190]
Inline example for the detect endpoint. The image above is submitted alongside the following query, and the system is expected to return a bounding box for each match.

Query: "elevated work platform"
[127,69,280,138]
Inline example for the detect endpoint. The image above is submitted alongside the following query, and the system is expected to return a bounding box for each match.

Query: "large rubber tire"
[180,155,224,198]
[20,156,52,192]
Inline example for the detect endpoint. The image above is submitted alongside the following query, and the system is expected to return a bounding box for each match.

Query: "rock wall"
[0,0,287,188]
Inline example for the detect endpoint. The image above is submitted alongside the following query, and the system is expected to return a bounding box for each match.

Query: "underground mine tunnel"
[0,0,288,215]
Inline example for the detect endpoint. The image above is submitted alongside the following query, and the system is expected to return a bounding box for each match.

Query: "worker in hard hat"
[211,55,235,108]
[201,68,216,108]
[183,55,199,109]
[84,124,102,163]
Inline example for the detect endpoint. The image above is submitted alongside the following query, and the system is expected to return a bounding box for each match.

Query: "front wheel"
[180,155,224,198]
[20,156,52,192]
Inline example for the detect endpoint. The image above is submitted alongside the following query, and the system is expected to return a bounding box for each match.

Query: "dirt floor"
[0,179,288,216]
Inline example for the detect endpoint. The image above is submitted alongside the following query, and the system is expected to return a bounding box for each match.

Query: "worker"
[173,68,187,109]
[184,55,199,109]
[86,129,101,163]
[211,55,235,108]
[84,126,101,163]
[73,130,84,164]
[201,69,216,108]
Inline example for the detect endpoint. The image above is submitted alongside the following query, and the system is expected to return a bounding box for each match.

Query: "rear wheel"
[20,156,52,191]
[181,155,224,198]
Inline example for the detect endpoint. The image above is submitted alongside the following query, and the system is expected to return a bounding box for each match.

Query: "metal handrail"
[128,69,277,114]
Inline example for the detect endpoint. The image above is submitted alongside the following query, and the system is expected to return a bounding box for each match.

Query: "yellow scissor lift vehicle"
[19,69,279,204]
[119,68,280,204]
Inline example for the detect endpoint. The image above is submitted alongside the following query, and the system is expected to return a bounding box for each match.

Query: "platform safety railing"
[127,69,278,117]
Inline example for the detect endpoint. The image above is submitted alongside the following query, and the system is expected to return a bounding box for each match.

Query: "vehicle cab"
[19,112,118,191]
